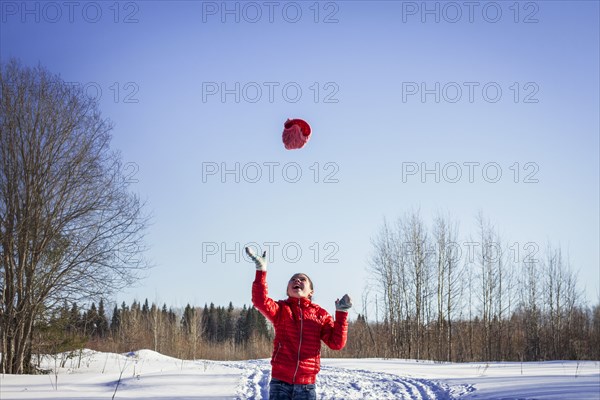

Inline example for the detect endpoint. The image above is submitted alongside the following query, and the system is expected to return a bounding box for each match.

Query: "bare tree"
[473,212,504,360]
[519,254,542,361]
[368,219,403,357]
[0,60,149,373]
[543,244,581,359]
[432,214,461,361]
[401,210,432,360]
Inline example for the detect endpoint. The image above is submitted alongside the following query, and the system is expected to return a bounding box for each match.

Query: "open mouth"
[293,284,302,290]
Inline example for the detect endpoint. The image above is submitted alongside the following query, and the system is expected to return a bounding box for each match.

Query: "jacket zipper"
[292,298,303,383]
[273,342,282,362]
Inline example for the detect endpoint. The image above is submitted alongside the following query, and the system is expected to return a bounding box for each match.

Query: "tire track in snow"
[222,360,270,400]
[318,365,459,400]
[226,360,473,400]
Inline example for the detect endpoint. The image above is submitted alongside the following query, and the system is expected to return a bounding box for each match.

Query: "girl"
[246,247,352,400]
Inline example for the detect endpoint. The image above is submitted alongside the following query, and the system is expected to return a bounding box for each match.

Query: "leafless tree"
[368,218,404,357]
[473,212,509,360]
[519,252,542,361]
[0,60,149,373]
[432,214,461,361]
[543,244,581,358]
[401,211,432,359]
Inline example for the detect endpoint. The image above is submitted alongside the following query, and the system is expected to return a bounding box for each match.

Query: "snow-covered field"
[0,350,598,399]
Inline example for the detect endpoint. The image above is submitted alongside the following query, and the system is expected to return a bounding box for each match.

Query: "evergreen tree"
[182,304,195,335]
[201,304,210,340]
[68,303,81,335]
[202,303,217,342]
[111,305,121,334]
[97,300,109,337]
[216,306,226,342]
[142,299,150,316]
[254,307,270,339]
[223,302,234,342]
[235,305,248,344]
[168,307,177,325]
[85,303,99,337]
[245,306,257,339]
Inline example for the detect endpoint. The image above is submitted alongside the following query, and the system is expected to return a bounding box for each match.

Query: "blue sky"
[1,1,598,316]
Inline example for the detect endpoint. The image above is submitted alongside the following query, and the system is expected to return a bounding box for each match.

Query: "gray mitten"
[245,247,267,271]
[335,294,352,312]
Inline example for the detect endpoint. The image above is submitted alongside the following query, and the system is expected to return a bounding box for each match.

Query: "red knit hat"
[282,118,311,150]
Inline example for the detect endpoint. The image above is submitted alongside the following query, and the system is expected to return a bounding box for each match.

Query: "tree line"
[354,210,599,362]
[29,292,599,368]
[30,299,273,366]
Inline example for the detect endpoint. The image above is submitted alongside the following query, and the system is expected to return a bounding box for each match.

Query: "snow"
[0,350,598,399]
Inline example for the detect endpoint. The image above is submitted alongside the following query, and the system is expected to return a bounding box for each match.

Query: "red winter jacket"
[252,271,348,385]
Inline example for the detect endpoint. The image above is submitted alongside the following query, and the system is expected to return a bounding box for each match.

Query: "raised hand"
[335,294,352,312]
[245,246,267,271]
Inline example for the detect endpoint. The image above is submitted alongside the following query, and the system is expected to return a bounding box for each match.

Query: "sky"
[1,0,599,317]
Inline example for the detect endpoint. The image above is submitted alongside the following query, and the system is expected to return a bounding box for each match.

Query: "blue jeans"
[269,378,316,400]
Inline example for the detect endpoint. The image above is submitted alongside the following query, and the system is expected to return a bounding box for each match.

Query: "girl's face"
[287,274,313,299]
